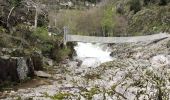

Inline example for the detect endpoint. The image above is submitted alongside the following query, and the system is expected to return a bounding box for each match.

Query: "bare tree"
[23,0,46,29]
[6,0,22,33]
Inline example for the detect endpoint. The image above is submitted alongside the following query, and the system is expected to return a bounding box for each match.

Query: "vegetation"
[45,92,73,100]
[32,27,50,42]
[81,87,101,99]
[49,0,170,36]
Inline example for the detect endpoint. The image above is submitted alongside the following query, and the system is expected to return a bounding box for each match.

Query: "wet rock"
[31,52,43,71]
[0,56,19,82]
[0,56,34,82]
[75,59,82,67]
[34,71,52,78]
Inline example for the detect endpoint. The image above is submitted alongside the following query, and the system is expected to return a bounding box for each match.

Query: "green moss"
[45,92,72,100]
[0,26,6,33]
[84,73,101,80]
[81,87,101,99]
[16,96,22,100]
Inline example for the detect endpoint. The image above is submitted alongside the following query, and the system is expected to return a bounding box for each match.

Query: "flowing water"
[74,42,113,67]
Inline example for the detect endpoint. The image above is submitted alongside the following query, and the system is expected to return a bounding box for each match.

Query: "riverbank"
[2,36,170,100]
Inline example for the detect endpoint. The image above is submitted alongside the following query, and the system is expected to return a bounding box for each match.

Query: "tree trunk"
[7,6,15,34]
[34,7,38,29]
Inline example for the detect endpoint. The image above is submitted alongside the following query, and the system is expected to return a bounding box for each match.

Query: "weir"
[64,33,170,44]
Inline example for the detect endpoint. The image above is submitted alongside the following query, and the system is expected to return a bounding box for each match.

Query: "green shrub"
[55,48,71,62]
[8,0,22,7]
[0,35,13,47]
[41,43,53,54]
[32,27,50,42]
[128,9,158,35]
[52,47,71,62]
[129,0,141,13]
[0,26,6,33]
[128,5,170,34]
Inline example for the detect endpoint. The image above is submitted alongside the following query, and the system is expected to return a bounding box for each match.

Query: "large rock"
[31,52,43,71]
[0,56,34,82]
[16,57,34,80]
[0,56,18,82]
[151,55,169,67]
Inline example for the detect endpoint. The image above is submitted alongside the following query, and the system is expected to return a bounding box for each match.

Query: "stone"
[75,59,82,67]
[17,57,29,80]
[43,57,53,66]
[2,48,12,54]
[92,93,104,100]
[151,55,169,67]
[0,55,10,60]
[34,71,52,78]
[47,60,53,66]
[0,56,34,82]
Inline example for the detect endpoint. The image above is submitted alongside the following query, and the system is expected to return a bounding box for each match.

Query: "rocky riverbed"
[2,37,170,100]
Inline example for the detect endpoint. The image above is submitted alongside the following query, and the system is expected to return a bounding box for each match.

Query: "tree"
[7,0,23,33]
[23,0,46,28]
[129,0,141,14]
[8,0,22,7]
[159,0,168,5]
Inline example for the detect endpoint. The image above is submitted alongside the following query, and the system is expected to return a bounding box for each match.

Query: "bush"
[32,27,50,42]
[8,0,22,7]
[128,9,158,35]
[127,4,170,35]
[129,0,141,13]
[0,26,7,33]
[40,43,53,54]
[0,36,13,47]
[52,47,71,62]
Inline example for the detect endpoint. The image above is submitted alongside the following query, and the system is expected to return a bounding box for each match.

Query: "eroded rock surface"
[3,38,170,100]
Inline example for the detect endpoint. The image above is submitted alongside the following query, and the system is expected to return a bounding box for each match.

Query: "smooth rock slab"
[34,71,52,78]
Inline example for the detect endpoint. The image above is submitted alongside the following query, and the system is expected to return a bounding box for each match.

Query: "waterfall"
[74,42,113,67]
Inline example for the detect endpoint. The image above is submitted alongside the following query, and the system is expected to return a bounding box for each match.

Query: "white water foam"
[74,42,113,67]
